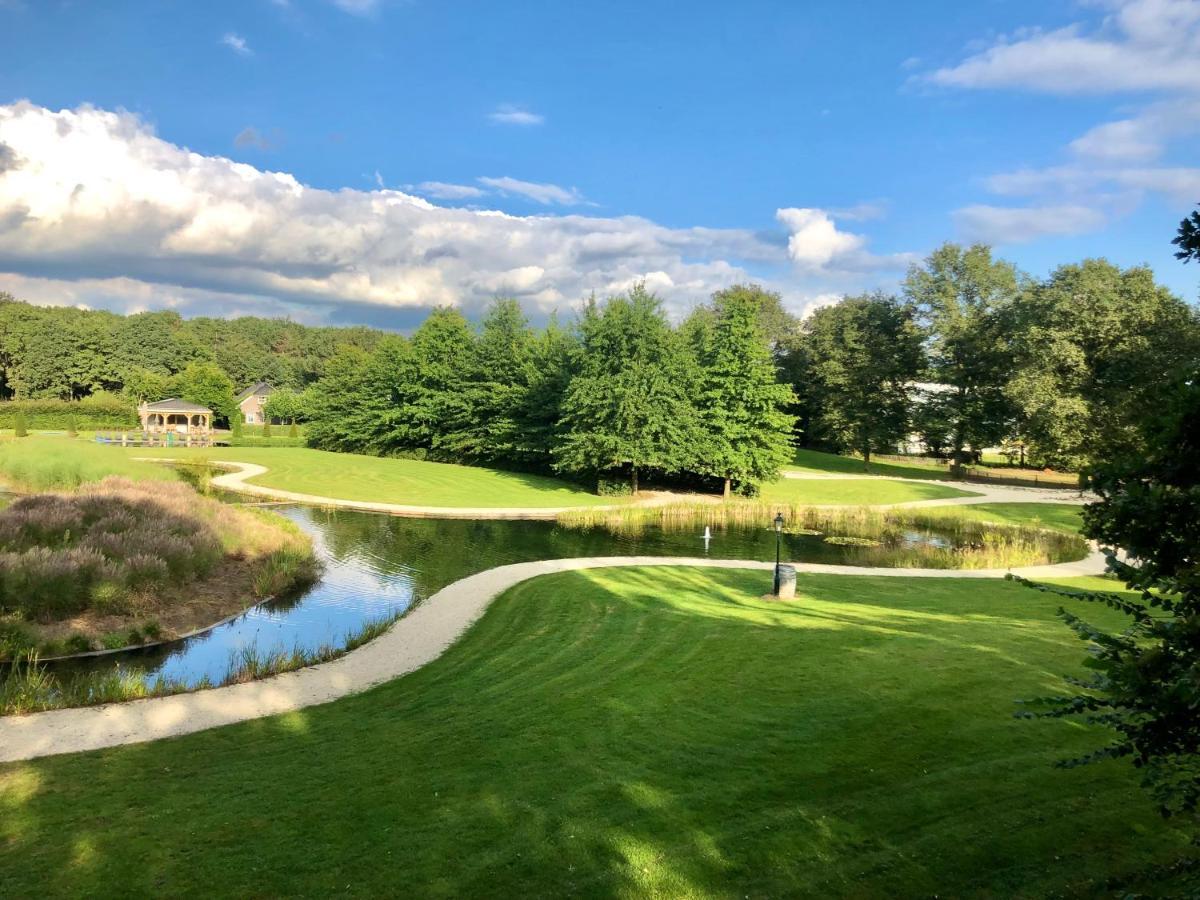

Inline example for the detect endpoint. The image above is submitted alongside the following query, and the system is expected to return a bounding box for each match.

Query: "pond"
[45,503,962,688]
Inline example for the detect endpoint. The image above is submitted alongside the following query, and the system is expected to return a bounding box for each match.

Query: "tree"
[514,314,576,467]
[305,341,414,453]
[1017,367,1200,816]
[1006,260,1200,470]
[689,285,796,496]
[175,362,236,425]
[263,388,306,424]
[555,286,702,493]
[904,243,1021,462]
[440,299,533,463]
[801,293,924,468]
[1174,206,1200,264]
[409,308,474,453]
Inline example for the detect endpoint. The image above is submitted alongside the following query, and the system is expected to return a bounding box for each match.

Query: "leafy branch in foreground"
[1013,366,1199,817]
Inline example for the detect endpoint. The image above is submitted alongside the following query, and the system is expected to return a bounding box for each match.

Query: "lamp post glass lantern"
[773,512,785,595]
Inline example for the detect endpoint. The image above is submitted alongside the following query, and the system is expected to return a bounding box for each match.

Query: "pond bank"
[0,547,1108,762]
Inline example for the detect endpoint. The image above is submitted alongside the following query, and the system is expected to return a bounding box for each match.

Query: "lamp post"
[773,512,785,595]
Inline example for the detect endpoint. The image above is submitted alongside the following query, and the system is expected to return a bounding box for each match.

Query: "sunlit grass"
[0,567,1187,895]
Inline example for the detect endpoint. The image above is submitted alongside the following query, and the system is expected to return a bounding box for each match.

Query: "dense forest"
[1,233,1197,493]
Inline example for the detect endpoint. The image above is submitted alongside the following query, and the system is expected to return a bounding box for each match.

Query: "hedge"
[0,396,139,431]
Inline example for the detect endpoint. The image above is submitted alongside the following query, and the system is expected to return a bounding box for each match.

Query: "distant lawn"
[786,448,956,481]
[0,567,1185,896]
[760,475,979,505]
[916,502,1085,535]
[128,445,615,508]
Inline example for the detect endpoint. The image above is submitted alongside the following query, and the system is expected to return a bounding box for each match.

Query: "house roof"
[140,398,213,414]
[236,381,273,403]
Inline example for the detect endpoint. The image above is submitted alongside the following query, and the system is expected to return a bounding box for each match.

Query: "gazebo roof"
[140,398,213,414]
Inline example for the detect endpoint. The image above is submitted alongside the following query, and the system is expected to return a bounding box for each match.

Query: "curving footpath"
[0,550,1108,764]
[202,461,705,519]
[202,460,1086,517]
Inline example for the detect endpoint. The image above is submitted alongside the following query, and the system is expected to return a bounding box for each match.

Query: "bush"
[597,477,633,497]
[0,394,138,431]
[13,410,27,437]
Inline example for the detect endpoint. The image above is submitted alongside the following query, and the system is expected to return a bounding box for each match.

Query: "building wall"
[240,394,267,424]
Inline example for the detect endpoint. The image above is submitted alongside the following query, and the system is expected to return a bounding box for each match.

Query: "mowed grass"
[760,475,980,505]
[0,437,174,490]
[127,445,616,508]
[787,447,956,481]
[0,567,1186,896]
[917,501,1085,535]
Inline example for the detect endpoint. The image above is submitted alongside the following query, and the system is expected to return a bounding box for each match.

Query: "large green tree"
[903,243,1021,461]
[688,285,795,496]
[1019,366,1200,816]
[555,286,702,492]
[802,293,924,467]
[175,362,236,424]
[1006,260,1200,470]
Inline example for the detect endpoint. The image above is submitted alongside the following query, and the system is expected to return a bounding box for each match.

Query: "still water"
[50,503,947,687]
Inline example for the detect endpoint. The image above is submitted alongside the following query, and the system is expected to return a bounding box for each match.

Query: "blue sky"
[0,0,1196,326]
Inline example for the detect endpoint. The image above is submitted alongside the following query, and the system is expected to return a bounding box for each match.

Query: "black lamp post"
[773,512,785,595]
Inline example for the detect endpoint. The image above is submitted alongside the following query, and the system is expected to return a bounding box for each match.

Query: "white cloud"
[953,204,1108,243]
[0,102,843,323]
[1068,98,1200,161]
[413,181,487,200]
[477,176,583,206]
[775,208,865,269]
[487,104,544,126]
[221,33,252,56]
[923,0,1200,95]
[986,162,1200,203]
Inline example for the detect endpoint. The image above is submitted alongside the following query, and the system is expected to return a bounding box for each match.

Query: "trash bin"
[775,564,797,600]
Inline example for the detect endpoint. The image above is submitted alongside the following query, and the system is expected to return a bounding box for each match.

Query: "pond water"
[46,503,965,688]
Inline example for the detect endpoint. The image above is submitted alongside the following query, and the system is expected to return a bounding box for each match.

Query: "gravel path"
[0,549,1108,763]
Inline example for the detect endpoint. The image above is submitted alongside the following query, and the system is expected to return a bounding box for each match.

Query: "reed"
[557,500,1087,569]
[0,609,405,716]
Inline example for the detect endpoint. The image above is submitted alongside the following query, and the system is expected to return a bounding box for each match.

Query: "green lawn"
[760,475,980,505]
[915,501,1085,534]
[1,567,1184,896]
[786,448,956,481]
[126,445,615,508]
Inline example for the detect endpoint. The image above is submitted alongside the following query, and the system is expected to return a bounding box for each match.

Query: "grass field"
[786,448,957,481]
[916,501,1085,534]
[123,445,617,508]
[0,567,1185,896]
[759,475,980,505]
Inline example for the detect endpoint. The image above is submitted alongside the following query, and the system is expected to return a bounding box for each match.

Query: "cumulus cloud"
[477,176,583,206]
[487,104,544,126]
[221,33,252,56]
[923,0,1200,95]
[0,101,851,323]
[776,208,864,269]
[953,204,1108,243]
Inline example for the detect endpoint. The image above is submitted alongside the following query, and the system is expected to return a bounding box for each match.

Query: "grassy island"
[0,477,318,662]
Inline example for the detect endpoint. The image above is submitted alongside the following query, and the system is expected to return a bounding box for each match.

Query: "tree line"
[1,232,1196,486]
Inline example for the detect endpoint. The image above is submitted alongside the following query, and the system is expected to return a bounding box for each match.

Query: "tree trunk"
[862,446,871,471]
[722,477,731,499]
[630,467,639,495]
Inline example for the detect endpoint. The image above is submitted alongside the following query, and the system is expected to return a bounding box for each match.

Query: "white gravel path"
[0,549,1108,764]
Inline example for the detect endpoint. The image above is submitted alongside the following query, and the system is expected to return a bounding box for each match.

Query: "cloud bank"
[0,102,900,325]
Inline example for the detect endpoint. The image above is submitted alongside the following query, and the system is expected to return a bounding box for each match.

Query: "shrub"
[0,395,138,431]
[13,410,27,437]
[597,477,633,497]
[262,421,272,439]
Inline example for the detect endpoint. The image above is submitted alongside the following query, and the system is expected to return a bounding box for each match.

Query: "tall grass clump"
[558,501,1087,569]
[0,437,173,490]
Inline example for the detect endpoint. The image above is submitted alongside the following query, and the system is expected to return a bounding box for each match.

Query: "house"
[138,398,213,436]
[236,382,274,425]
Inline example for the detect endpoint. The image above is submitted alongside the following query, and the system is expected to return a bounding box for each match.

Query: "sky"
[0,0,1197,329]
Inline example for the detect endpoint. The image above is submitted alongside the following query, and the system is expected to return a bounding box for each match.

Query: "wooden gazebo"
[137,399,214,437]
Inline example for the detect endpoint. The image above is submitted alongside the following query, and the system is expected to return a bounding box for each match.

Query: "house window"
[246,413,257,424]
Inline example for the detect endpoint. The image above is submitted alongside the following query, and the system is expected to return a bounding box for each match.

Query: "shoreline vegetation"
[558,501,1088,569]
[0,609,401,716]
[0,476,320,663]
